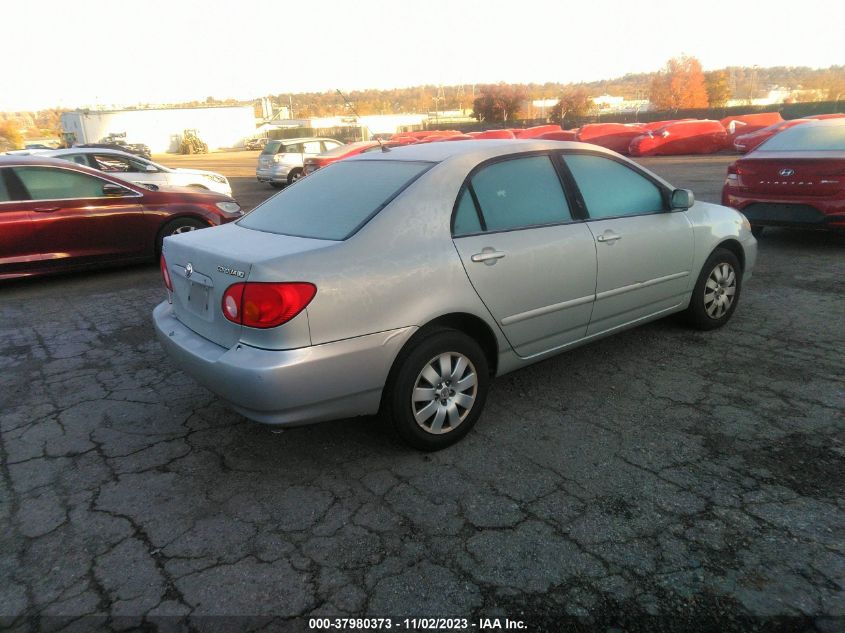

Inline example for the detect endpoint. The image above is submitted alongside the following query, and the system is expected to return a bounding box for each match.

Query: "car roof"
[345,138,613,164]
[42,147,143,159]
[269,137,340,144]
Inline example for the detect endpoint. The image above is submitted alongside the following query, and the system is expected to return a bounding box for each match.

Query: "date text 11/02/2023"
[308,618,527,630]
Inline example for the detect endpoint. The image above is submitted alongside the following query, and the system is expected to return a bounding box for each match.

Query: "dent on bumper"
[153,302,416,426]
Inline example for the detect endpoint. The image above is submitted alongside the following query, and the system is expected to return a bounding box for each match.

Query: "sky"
[3,0,843,112]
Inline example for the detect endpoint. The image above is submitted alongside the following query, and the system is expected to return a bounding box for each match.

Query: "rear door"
[0,168,41,276]
[10,165,148,267]
[452,154,597,358]
[561,152,693,336]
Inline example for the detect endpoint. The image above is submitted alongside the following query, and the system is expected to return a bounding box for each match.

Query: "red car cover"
[514,125,562,139]
[642,119,695,131]
[536,130,579,141]
[733,119,813,153]
[469,129,516,139]
[629,120,728,156]
[575,123,646,154]
[720,112,784,141]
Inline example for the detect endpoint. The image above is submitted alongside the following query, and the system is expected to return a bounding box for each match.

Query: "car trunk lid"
[737,153,845,197]
[162,223,331,349]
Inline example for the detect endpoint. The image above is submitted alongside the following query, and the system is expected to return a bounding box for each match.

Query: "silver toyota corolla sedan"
[154,140,757,450]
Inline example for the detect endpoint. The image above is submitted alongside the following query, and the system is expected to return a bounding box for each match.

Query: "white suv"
[256,137,343,188]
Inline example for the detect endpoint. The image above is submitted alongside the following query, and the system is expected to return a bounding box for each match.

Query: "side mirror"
[102,183,129,196]
[671,188,694,210]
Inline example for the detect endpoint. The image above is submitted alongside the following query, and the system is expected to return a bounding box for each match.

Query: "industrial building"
[60,105,256,153]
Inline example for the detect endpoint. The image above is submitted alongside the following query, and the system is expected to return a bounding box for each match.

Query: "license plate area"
[187,281,211,316]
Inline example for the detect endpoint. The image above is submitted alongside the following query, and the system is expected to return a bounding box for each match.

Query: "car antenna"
[336,89,389,152]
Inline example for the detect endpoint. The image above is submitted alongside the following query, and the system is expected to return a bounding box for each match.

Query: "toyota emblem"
[185,262,193,278]
[779,168,795,177]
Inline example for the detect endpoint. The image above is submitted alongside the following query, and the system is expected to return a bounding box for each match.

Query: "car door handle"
[471,249,506,264]
[33,206,61,213]
[596,232,622,243]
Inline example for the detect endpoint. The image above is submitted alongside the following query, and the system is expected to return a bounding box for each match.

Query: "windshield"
[238,160,432,240]
[757,124,845,151]
[261,140,282,155]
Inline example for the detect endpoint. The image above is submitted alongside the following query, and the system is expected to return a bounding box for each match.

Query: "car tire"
[384,328,490,451]
[684,247,743,331]
[751,225,765,238]
[287,169,303,185]
[156,217,208,255]
[270,182,284,189]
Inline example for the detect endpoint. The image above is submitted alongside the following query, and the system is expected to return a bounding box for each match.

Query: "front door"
[562,152,694,336]
[452,154,597,358]
[9,165,147,268]
[0,168,41,277]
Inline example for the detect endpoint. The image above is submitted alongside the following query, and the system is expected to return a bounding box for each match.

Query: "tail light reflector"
[160,255,173,291]
[222,282,316,328]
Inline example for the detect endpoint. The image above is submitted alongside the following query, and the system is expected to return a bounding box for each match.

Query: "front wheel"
[684,248,742,330]
[269,182,284,189]
[384,328,490,451]
[156,217,207,255]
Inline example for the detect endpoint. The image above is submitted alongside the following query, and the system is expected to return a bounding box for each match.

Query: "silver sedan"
[154,140,757,450]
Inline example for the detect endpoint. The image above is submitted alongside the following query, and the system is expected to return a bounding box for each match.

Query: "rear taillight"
[160,254,173,291]
[221,282,316,329]
[726,163,739,183]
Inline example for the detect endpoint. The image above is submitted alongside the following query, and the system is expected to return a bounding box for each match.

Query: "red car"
[722,118,845,236]
[0,156,242,280]
[629,120,728,156]
[720,112,784,142]
[302,141,380,175]
[733,119,813,153]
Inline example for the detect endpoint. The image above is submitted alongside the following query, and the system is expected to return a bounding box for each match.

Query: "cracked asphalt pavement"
[1,154,843,631]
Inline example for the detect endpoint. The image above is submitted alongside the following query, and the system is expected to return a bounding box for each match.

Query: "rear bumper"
[256,165,289,183]
[724,189,845,229]
[153,301,416,426]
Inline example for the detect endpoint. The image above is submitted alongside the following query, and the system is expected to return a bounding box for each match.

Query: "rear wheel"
[287,168,303,185]
[156,217,207,255]
[384,328,490,451]
[684,248,742,330]
[750,225,765,238]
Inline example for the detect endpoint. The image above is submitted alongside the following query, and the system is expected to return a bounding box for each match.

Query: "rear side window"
[453,189,482,235]
[470,156,571,232]
[565,154,664,219]
[0,169,10,202]
[238,160,431,240]
[261,140,282,155]
[283,143,303,154]
[12,166,110,200]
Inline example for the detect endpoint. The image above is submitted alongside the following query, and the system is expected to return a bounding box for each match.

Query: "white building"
[61,106,257,153]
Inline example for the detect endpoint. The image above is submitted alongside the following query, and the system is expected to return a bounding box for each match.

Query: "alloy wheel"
[411,352,477,434]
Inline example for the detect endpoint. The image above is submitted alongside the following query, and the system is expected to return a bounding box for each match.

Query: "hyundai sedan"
[154,140,756,450]
[723,118,845,236]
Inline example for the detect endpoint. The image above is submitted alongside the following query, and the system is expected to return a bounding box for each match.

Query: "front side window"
[469,155,571,232]
[12,166,112,200]
[92,154,134,172]
[565,154,664,219]
[238,160,431,240]
[322,141,342,152]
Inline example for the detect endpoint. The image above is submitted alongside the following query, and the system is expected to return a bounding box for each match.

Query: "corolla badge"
[217,265,246,278]
[779,168,795,177]
[185,263,193,278]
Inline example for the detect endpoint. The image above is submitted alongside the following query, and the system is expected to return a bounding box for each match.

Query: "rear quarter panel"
[265,158,511,353]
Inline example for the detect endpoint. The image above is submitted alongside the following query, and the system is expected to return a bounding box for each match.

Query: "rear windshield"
[238,160,432,240]
[261,140,282,155]
[758,124,845,151]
